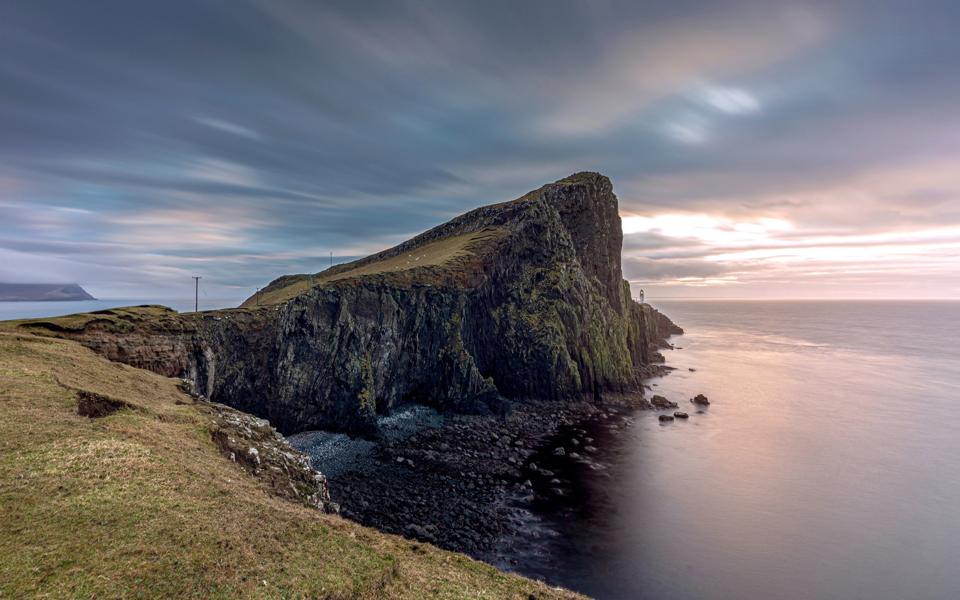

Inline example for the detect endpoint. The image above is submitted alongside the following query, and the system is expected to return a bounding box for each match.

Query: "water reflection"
[518,301,960,600]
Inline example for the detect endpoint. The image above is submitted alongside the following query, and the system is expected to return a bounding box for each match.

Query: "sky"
[1,0,958,302]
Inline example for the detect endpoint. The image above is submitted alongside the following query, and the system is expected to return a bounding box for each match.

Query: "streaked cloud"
[623,214,793,245]
[697,86,761,115]
[621,157,960,297]
[193,117,263,141]
[662,115,711,146]
[535,4,826,136]
[0,0,957,300]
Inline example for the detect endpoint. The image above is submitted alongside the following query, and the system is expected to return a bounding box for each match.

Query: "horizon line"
[644,296,960,301]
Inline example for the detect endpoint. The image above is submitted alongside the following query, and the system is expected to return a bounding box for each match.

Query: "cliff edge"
[11,173,681,435]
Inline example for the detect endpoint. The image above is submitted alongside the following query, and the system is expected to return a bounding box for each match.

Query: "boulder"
[691,394,710,406]
[650,394,678,409]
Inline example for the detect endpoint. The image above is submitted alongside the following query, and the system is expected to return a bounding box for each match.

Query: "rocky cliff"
[15,173,680,435]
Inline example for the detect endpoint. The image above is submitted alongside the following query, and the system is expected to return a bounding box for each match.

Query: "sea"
[510,300,960,600]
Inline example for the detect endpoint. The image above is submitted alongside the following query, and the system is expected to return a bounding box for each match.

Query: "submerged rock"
[673,411,689,419]
[658,414,675,422]
[691,394,711,406]
[650,394,679,409]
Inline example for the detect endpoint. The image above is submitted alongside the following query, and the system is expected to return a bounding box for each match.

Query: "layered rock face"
[42,173,680,435]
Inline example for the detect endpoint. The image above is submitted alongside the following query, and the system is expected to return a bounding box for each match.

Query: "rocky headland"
[9,172,682,577]
[14,172,680,434]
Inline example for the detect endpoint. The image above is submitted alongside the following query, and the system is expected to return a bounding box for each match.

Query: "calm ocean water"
[527,300,960,600]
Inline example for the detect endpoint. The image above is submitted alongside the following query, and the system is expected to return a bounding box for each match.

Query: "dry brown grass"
[0,331,583,600]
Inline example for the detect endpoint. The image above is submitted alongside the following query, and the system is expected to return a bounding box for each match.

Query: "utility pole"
[192,276,201,312]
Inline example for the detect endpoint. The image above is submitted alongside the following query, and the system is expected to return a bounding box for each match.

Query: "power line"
[192,276,201,312]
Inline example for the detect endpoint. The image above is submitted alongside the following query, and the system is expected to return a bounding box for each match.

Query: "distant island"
[0,283,96,302]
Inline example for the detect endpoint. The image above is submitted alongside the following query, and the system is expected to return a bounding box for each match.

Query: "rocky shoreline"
[289,360,688,565]
[283,329,721,589]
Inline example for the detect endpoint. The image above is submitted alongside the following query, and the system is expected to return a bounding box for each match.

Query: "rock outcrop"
[201,400,339,513]
[20,173,681,435]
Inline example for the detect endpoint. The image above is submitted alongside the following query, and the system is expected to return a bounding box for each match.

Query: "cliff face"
[19,173,681,435]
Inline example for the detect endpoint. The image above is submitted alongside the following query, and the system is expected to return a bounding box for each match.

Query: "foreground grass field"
[0,331,580,599]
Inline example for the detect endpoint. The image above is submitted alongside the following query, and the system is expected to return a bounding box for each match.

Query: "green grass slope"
[0,330,581,600]
[241,229,505,308]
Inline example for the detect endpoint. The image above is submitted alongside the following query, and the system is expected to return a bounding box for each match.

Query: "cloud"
[618,154,960,298]
[534,4,826,136]
[662,114,711,145]
[697,85,761,115]
[623,256,736,283]
[622,213,794,246]
[193,117,262,141]
[0,0,957,299]
[104,207,263,248]
[182,158,261,188]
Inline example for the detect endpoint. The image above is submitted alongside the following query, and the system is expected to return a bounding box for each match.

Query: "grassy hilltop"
[0,329,581,600]
[242,229,505,308]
